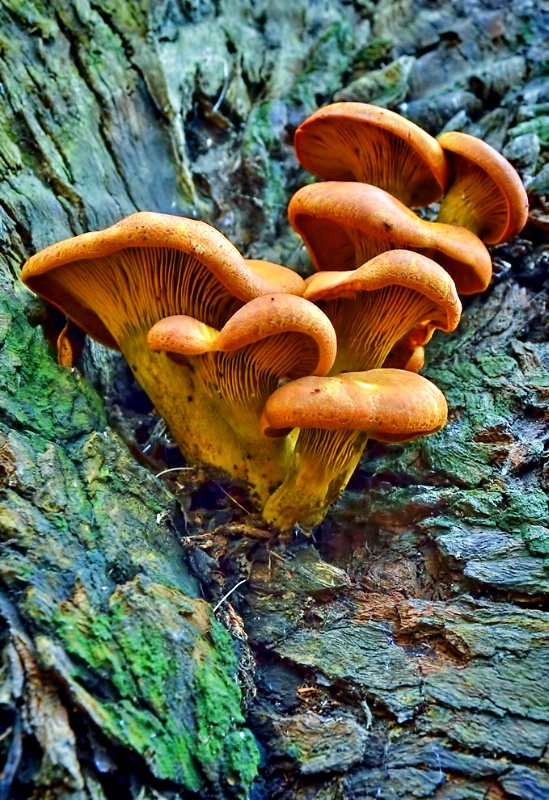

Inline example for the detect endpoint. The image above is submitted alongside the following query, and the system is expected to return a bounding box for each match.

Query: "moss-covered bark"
[0,0,548,798]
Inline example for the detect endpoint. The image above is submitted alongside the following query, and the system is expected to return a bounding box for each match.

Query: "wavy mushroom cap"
[260,368,448,441]
[21,212,305,349]
[294,102,449,206]
[303,250,461,373]
[437,131,529,244]
[244,258,304,293]
[289,182,492,295]
[147,294,337,415]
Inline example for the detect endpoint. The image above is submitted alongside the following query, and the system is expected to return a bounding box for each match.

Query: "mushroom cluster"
[21,103,528,531]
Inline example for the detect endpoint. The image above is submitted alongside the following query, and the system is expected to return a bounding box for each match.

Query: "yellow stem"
[262,429,369,530]
[122,336,294,505]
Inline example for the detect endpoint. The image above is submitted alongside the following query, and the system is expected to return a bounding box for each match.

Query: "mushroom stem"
[261,428,368,531]
[260,369,448,530]
[122,336,294,504]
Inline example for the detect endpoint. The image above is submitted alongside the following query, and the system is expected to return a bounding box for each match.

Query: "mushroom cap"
[146,316,220,357]
[147,294,337,377]
[260,368,448,441]
[21,212,305,349]
[294,102,449,206]
[303,250,462,334]
[437,131,529,244]
[289,181,492,295]
[244,258,304,293]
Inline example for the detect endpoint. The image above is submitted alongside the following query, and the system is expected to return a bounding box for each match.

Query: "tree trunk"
[0,1,548,798]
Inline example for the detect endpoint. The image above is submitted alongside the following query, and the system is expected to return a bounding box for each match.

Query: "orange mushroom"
[383,330,427,372]
[437,131,529,244]
[146,294,337,501]
[303,250,461,374]
[289,181,492,295]
[260,369,448,530]
[294,102,449,206]
[20,212,306,488]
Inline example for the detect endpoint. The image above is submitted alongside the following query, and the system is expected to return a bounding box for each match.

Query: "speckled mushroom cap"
[146,293,337,379]
[437,131,529,244]
[260,368,448,441]
[289,181,492,295]
[294,102,449,206]
[21,212,305,349]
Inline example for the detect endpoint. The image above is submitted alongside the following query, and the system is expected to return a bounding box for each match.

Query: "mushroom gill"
[303,250,461,374]
[436,131,529,244]
[294,102,449,206]
[146,294,337,503]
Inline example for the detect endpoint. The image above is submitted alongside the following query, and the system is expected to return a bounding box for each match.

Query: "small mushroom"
[436,131,529,244]
[289,181,492,294]
[260,369,448,530]
[383,325,432,372]
[147,294,337,502]
[303,250,461,374]
[294,102,449,206]
[21,212,306,485]
[383,339,425,372]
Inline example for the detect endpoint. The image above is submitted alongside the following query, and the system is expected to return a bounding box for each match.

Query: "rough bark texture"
[0,1,548,798]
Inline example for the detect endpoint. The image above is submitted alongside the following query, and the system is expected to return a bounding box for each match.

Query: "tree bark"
[0,1,548,799]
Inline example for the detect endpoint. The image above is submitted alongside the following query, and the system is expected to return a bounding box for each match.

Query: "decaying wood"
[0,0,548,798]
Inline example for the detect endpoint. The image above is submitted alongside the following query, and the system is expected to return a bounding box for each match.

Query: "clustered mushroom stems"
[21,102,529,531]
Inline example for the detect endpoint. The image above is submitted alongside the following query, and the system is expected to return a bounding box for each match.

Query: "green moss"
[355,36,393,69]
[1,0,58,37]
[423,433,494,487]
[52,585,204,787]
[0,295,106,439]
[511,116,549,146]
[290,18,354,108]
[55,602,138,699]
[241,102,288,229]
[476,354,519,379]
[51,580,258,793]
[194,618,260,788]
[242,102,282,155]
[224,729,262,787]
[500,489,549,529]
[343,55,413,107]
[0,118,23,179]
[91,0,150,37]
[521,525,549,556]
